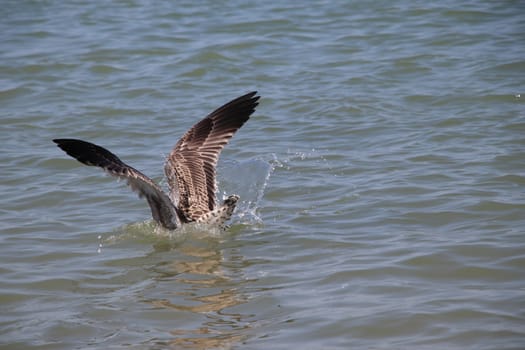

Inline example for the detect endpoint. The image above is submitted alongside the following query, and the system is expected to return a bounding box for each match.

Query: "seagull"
[53,91,260,230]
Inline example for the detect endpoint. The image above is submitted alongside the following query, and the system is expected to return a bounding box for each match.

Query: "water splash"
[97,235,103,253]
[217,157,275,225]
[99,157,275,246]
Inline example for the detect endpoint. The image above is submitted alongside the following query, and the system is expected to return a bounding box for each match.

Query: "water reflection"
[146,234,255,349]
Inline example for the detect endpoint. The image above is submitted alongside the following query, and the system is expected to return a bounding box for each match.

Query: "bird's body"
[54,92,260,230]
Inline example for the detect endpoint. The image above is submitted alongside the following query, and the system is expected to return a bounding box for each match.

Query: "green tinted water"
[1,1,524,349]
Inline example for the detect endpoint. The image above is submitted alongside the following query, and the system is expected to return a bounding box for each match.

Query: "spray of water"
[217,157,275,225]
[98,156,276,247]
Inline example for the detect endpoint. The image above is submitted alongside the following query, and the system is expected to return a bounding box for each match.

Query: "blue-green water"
[1,1,524,349]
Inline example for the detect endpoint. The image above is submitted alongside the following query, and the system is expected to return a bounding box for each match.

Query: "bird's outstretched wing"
[53,139,179,229]
[164,91,259,222]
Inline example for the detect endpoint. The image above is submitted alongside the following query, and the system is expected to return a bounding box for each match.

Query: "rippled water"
[1,1,524,349]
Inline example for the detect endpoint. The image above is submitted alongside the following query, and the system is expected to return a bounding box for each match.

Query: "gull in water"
[53,91,260,230]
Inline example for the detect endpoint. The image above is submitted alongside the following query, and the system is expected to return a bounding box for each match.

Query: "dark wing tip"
[246,91,258,99]
[224,91,260,109]
[53,138,122,167]
[53,138,90,159]
[207,91,260,127]
[53,138,89,149]
[242,90,260,108]
[53,138,74,146]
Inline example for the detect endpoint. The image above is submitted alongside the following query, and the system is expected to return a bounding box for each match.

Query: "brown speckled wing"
[53,139,179,230]
[164,91,259,222]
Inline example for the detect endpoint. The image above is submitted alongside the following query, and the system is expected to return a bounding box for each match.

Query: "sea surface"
[1,1,524,349]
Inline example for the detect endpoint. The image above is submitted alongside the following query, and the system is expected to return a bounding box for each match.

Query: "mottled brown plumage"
[165,91,258,222]
[53,91,259,230]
